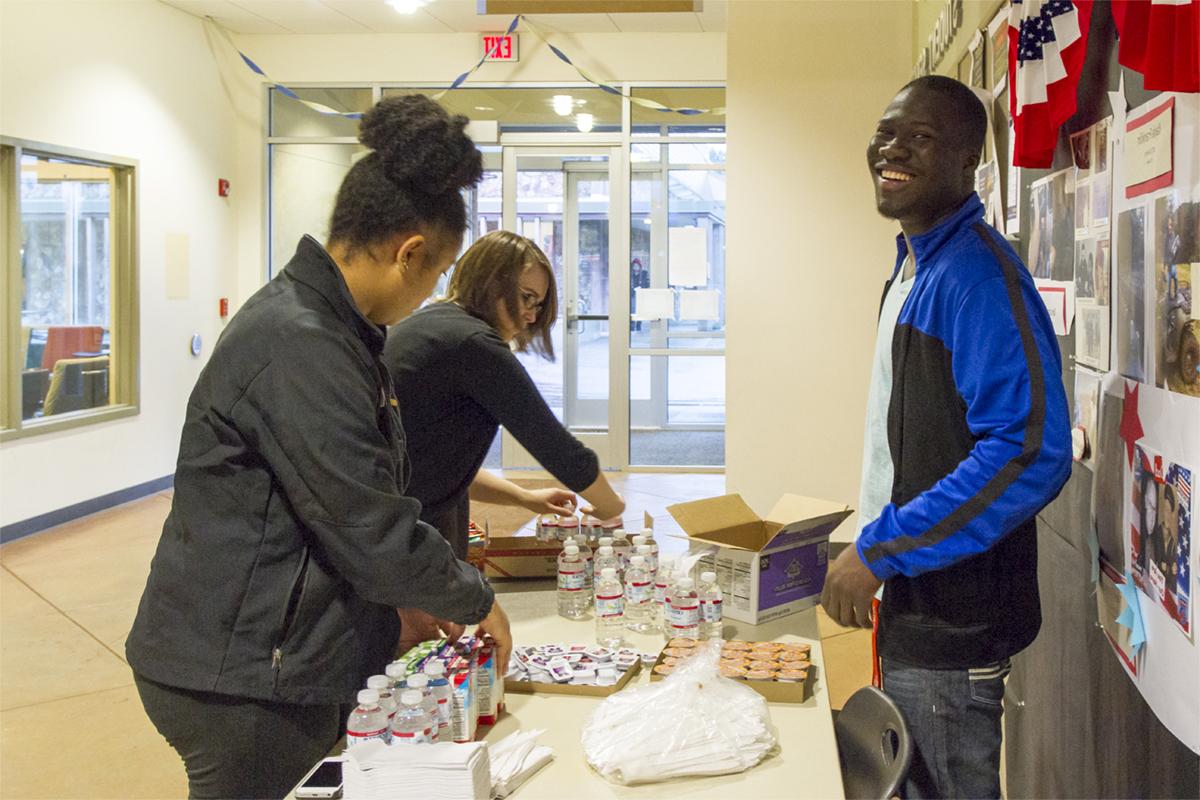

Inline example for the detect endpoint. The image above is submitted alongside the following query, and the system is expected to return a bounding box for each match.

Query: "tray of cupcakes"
[649,637,816,703]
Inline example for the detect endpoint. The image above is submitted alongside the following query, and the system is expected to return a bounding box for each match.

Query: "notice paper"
[1035,278,1076,336]
[678,289,720,321]
[633,288,676,321]
[165,233,191,300]
[668,227,709,286]
[1125,96,1174,198]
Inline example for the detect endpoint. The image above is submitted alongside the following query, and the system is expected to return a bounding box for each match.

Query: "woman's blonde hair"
[445,230,558,358]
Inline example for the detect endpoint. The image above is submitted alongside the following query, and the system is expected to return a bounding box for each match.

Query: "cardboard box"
[648,646,814,703]
[481,531,562,579]
[505,658,642,698]
[666,493,852,625]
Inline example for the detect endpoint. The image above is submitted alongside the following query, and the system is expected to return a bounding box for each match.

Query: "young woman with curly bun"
[126,95,510,799]
[382,231,623,649]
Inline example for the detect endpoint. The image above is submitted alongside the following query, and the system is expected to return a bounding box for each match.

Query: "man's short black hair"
[901,75,988,156]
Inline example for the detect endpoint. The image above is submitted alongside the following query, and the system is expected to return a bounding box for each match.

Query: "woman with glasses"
[383,230,624,636]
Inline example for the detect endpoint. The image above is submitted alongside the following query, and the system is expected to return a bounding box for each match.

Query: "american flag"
[1008,0,1094,168]
[1112,0,1200,93]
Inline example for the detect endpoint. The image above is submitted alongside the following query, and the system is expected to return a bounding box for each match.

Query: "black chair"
[834,685,912,800]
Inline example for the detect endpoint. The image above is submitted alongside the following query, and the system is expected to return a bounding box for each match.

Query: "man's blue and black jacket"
[857,194,1072,669]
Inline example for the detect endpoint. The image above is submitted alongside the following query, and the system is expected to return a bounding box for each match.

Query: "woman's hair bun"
[358,94,483,195]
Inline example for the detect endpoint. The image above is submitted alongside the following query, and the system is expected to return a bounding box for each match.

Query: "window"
[1,139,138,439]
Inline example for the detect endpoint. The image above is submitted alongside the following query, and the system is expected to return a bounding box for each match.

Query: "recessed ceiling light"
[552,94,573,116]
[386,0,429,14]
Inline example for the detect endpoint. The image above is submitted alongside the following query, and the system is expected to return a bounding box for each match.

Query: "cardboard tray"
[647,645,815,703]
[505,658,642,698]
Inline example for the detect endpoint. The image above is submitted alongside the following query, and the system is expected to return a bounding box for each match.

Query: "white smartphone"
[295,757,343,799]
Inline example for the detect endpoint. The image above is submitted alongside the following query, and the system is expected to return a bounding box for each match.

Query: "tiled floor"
[0,473,871,799]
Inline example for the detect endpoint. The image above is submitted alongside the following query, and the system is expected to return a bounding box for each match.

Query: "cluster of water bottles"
[555,525,723,647]
[345,660,453,748]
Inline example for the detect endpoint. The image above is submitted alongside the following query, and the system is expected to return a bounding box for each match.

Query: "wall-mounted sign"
[914,0,965,77]
[482,33,518,62]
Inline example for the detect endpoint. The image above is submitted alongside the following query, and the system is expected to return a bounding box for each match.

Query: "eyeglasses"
[519,289,545,314]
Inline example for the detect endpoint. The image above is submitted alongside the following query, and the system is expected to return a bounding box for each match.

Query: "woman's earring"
[399,257,410,273]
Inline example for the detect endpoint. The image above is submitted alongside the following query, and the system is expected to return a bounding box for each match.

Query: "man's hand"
[521,487,576,516]
[820,545,883,629]
[475,598,513,672]
[397,607,465,655]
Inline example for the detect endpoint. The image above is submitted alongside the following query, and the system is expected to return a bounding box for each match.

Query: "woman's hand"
[520,487,577,516]
[397,607,465,656]
[475,599,512,672]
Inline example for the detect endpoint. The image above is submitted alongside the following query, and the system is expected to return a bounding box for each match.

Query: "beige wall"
[724,0,914,537]
[0,0,239,525]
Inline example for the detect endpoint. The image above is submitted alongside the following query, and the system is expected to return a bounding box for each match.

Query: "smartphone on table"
[295,757,343,799]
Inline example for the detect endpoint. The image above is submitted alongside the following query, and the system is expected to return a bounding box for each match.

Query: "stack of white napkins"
[489,729,554,798]
[343,741,491,800]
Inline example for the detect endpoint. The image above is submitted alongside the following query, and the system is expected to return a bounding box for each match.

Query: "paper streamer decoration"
[212,14,724,121]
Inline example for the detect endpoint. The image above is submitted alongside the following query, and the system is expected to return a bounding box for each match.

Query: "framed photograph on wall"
[988,5,1009,93]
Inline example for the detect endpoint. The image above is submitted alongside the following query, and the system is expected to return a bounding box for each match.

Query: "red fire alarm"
[219,297,229,318]
[217,179,231,197]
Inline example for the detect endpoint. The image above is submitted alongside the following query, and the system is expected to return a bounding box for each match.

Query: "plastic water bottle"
[698,571,724,639]
[346,689,390,748]
[404,672,440,742]
[640,529,660,574]
[665,575,700,641]
[557,544,588,619]
[653,557,675,630]
[624,555,655,633]
[423,662,452,740]
[595,567,626,648]
[366,674,397,725]
[536,514,558,542]
[390,689,434,745]
[558,513,581,543]
[597,536,614,557]
[565,535,594,599]
[593,545,620,601]
[385,662,406,691]
[612,529,631,570]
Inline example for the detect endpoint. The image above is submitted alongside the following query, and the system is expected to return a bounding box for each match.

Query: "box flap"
[764,494,851,528]
[666,494,765,550]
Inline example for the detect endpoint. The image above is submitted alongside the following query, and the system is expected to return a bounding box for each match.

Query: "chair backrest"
[43,356,109,416]
[834,685,912,800]
[41,325,104,370]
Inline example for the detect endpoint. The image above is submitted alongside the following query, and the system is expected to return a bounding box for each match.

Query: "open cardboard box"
[666,493,852,625]
[505,658,642,698]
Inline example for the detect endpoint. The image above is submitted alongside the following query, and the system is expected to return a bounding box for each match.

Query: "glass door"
[500,147,624,469]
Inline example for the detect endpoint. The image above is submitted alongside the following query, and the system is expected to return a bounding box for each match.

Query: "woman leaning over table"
[125,95,510,799]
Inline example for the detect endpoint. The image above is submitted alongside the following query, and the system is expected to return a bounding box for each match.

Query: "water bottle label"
[595,594,624,618]
[627,580,652,604]
[666,602,700,630]
[346,728,389,747]
[391,727,433,744]
[558,568,585,591]
[654,582,668,605]
[701,598,723,622]
[436,697,450,727]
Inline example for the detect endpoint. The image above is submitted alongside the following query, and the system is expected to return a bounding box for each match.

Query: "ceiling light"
[575,113,595,133]
[552,94,574,116]
[474,106,495,111]
[386,0,429,14]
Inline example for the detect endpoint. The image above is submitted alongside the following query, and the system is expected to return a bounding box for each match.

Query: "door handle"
[566,314,608,333]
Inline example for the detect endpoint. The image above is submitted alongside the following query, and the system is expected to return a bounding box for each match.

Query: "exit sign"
[482,33,518,62]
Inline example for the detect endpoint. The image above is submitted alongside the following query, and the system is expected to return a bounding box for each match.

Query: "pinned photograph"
[1072,367,1102,468]
[1029,169,1075,281]
[1075,181,1091,232]
[1129,445,1193,637]
[1095,238,1111,306]
[1093,175,1111,229]
[1154,197,1200,397]
[1095,118,1110,174]
[975,161,1002,229]
[1076,301,1110,370]
[1075,236,1097,300]
[1070,127,1093,178]
[1116,206,1147,382]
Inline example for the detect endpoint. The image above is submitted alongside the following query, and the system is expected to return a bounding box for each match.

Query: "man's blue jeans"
[881,658,1011,799]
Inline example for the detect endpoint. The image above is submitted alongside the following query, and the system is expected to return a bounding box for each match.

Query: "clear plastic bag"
[580,640,779,785]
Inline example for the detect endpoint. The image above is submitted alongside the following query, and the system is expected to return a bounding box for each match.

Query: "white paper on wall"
[678,289,720,321]
[633,288,676,321]
[165,233,190,300]
[668,227,709,287]
[1035,278,1076,336]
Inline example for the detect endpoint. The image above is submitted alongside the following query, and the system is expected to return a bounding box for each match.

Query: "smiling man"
[820,76,1072,798]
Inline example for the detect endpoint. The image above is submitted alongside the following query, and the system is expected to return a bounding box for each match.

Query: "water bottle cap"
[637,544,652,554]
[406,673,428,688]
[366,675,389,690]
[630,556,645,567]
[400,689,423,706]
[598,537,613,547]
[677,577,695,590]
[701,571,717,583]
[385,663,406,678]
[598,545,614,555]
[424,662,445,677]
[564,544,579,555]
[632,535,646,545]
[601,567,618,579]
[357,689,380,706]
[642,528,654,538]
[613,528,627,539]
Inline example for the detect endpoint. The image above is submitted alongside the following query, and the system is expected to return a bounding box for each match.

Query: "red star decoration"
[1119,381,1144,468]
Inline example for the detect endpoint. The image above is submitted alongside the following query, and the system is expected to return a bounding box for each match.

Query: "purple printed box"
[667,494,852,625]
